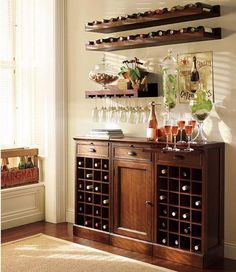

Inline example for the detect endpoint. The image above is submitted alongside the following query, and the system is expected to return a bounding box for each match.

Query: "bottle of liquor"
[86,184,93,190]
[184,226,191,234]
[182,185,190,192]
[102,199,109,205]
[18,156,26,169]
[190,56,200,93]
[182,212,189,219]
[146,102,158,141]
[26,157,34,168]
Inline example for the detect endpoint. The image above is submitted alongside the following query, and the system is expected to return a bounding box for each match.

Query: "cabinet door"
[113,160,153,241]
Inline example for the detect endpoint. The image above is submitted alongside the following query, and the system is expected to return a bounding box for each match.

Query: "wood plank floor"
[2,221,236,272]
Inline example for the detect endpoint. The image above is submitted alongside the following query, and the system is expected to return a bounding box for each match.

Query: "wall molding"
[1,183,45,230]
[225,242,236,260]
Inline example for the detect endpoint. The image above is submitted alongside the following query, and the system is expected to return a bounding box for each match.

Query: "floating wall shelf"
[85,4,220,33]
[86,28,221,52]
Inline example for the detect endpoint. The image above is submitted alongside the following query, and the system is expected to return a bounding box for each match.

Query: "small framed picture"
[177,51,214,103]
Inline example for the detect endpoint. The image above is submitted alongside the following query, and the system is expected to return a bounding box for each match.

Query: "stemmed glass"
[91,97,99,122]
[171,123,180,151]
[177,120,186,144]
[184,125,194,151]
[188,119,197,144]
[163,122,172,151]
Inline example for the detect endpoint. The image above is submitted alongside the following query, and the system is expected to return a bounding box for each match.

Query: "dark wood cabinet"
[113,159,153,241]
[73,137,224,268]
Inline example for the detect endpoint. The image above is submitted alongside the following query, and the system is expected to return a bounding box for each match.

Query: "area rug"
[1,234,176,272]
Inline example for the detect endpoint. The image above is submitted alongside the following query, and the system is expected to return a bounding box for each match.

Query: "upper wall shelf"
[85,3,220,33]
[86,27,221,52]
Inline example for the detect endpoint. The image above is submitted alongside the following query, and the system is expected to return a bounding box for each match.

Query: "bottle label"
[147,128,157,140]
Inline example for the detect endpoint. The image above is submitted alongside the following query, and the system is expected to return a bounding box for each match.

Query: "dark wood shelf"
[85,85,158,98]
[85,5,220,33]
[86,28,221,52]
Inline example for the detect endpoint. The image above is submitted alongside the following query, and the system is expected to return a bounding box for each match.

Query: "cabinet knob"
[89,148,96,153]
[128,151,137,156]
[145,200,152,206]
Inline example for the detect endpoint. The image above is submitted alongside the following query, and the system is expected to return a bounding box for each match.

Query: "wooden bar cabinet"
[73,137,224,268]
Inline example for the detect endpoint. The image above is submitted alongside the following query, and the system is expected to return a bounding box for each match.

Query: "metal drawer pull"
[173,154,185,160]
[128,151,137,156]
[145,200,152,206]
[88,148,96,153]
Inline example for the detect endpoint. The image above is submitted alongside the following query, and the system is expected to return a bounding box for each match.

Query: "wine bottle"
[93,185,99,191]
[119,36,127,42]
[196,2,213,12]
[102,224,108,230]
[78,183,83,189]
[190,56,200,93]
[109,37,118,42]
[157,30,166,36]
[86,184,93,190]
[161,169,167,175]
[84,220,92,226]
[79,206,83,212]
[182,212,189,219]
[193,244,201,251]
[174,239,179,246]
[103,175,108,181]
[94,209,100,215]
[148,31,158,38]
[195,200,201,207]
[87,196,92,202]
[146,101,158,141]
[79,194,83,200]
[182,171,188,178]
[161,221,166,228]
[94,162,100,168]
[182,185,190,192]
[159,195,167,201]
[171,211,177,217]
[102,19,109,23]
[103,163,108,169]
[166,29,177,35]
[95,222,101,228]
[18,156,26,169]
[26,157,33,168]
[87,22,94,26]
[184,226,191,234]
[102,199,109,205]
[162,238,167,244]
[78,160,83,166]
[162,208,167,215]
[86,173,93,179]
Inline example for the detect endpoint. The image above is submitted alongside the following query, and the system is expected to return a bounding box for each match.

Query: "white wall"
[66,0,236,259]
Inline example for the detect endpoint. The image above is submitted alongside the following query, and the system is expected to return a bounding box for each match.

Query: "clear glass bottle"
[161,49,178,119]
[146,101,158,141]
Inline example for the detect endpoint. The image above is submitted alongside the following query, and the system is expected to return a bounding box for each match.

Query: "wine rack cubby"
[157,165,202,253]
[76,156,110,232]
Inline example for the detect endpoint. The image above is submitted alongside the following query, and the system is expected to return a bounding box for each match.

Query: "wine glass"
[171,123,180,151]
[163,122,172,151]
[184,125,194,151]
[188,119,197,143]
[177,120,186,144]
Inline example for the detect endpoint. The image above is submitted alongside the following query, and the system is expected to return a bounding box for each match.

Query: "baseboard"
[66,208,74,223]
[225,242,236,260]
[1,183,45,230]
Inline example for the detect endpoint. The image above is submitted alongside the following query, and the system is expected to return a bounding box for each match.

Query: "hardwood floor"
[2,221,236,272]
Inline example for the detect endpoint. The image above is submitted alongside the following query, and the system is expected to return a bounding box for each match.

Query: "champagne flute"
[171,124,180,151]
[177,120,186,144]
[184,125,194,151]
[163,123,172,151]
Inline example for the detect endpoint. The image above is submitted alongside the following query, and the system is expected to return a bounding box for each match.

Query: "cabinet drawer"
[113,145,152,162]
[157,150,202,167]
[77,141,109,158]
